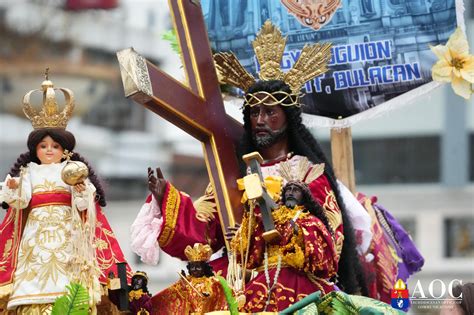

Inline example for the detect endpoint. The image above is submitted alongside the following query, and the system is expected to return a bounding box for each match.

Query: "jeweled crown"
[22,69,75,129]
[184,243,212,262]
[214,20,332,107]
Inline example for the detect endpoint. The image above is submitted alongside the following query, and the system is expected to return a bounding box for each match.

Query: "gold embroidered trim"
[30,202,70,209]
[0,208,22,287]
[0,283,12,299]
[15,303,53,315]
[31,191,71,196]
[323,187,342,231]
[255,262,290,272]
[193,183,217,223]
[158,184,181,248]
[32,181,69,193]
[8,291,65,301]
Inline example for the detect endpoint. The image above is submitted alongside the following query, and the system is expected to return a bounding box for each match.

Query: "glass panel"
[397,217,417,245]
[444,218,474,258]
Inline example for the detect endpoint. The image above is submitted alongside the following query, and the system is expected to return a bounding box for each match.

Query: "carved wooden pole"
[330,127,356,194]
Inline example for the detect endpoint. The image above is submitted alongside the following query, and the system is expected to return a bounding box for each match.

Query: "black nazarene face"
[249,94,288,149]
[284,183,304,209]
[131,276,146,291]
[187,261,205,278]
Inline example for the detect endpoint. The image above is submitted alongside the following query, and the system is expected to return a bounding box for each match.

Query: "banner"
[201,0,464,127]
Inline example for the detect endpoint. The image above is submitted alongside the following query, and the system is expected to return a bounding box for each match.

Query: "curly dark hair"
[7,128,107,207]
[238,80,368,295]
[281,182,333,236]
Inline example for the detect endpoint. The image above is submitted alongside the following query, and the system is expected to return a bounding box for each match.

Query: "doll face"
[36,136,64,164]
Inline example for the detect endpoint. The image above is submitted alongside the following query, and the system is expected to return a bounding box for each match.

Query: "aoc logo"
[391,279,409,310]
[410,279,463,309]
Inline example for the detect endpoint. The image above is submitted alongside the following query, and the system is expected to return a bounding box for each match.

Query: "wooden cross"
[116,0,243,231]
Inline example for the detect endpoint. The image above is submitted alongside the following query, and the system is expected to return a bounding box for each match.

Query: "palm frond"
[217,276,238,315]
[51,282,89,315]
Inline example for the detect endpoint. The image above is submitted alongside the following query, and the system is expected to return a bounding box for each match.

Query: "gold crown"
[184,243,212,262]
[214,20,332,107]
[22,69,75,129]
[132,271,149,281]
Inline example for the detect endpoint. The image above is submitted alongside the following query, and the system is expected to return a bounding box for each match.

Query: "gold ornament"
[213,20,332,107]
[22,68,75,129]
[61,160,89,186]
[214,52,256,92]
[184,243,212,262]
[281,0,342,31]
[278,156,324,184]
[61,149,89,186]
[252,21,287,81]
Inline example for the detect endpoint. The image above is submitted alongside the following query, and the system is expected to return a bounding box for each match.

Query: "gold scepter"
[177,271,207,298]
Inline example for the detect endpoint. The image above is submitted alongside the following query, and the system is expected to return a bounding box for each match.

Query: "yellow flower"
[430,27,474,99]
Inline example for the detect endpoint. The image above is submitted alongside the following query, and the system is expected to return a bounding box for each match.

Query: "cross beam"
[117,0,243,231]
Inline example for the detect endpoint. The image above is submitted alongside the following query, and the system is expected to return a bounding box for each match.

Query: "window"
[444,218,474,258]
[319,136,440,184]
[397,218,417,245]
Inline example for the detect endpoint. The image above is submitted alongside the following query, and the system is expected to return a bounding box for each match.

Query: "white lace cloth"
[130,195,163,265]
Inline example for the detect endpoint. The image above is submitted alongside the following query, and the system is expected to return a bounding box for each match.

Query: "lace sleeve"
[130,196,163,265]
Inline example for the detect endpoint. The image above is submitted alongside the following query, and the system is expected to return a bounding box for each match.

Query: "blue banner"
[201,0,461,126]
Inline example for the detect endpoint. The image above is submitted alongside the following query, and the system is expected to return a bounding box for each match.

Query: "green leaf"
[51,282,90,315]
[280,291,321,314]
[217,276,239,315]
[162,29,181,56]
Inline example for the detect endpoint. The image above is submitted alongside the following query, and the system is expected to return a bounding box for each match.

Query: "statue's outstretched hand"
[224,223,241,241]
[148,167,167,205]
[6,178,19,190]
[73,183,86,193]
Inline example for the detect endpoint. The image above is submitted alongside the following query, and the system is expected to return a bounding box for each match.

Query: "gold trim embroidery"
[30,202,70,209]
[15,303,53,315]
[8,291,65,301]
[158,184,181,248]
[0,208,23,287]
[323,187,342,231]
[0,283,12,299]
[32,181,69,193]
[193,183,217,223]
[31,191,70,196]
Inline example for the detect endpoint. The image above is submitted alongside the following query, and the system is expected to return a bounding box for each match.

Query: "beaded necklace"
[263,247,282,311]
